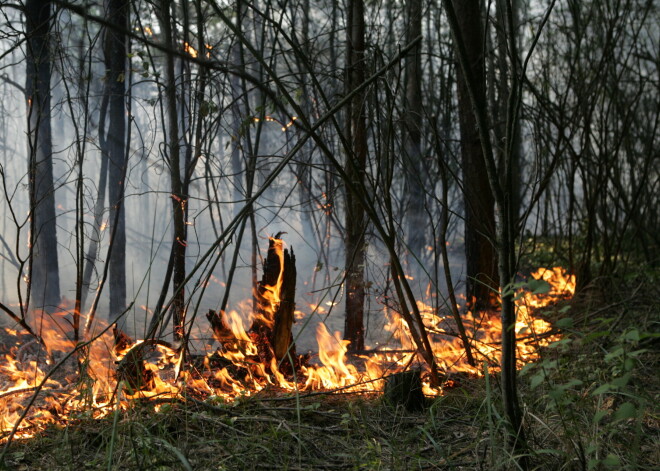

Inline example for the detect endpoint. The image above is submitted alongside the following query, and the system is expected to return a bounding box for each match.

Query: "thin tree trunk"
[452,0,499,312]
[403,0,426,261]
[103,0,129,332]
[160,0,186,341]
[443,0,528,461]
[25,0,61,313]
[343,0,368,353]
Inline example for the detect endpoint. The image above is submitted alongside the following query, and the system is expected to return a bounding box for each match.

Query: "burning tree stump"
[384,369,426,412]
[206,309,234,344]
[116,341,155,392]
[252,236,297,369]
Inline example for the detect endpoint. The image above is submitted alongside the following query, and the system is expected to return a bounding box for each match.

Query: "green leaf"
[602,454,621,467]
[604,346,624,362]
[548,387,565,401]
[613,402,637,421]
[623,329,640,342]
[592,384,613,395]
[593,410,608,424]
[530,373,545,389]
[623,357,635,372]
[528,278,551,294]
[548,337,572,349]
[555,317,574,329]
[584,331,609,342]
[519,362,536,376]
[563,379,583,388]
[611,372,631,388]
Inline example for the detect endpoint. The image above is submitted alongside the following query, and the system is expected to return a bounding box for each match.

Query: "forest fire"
[0,239,575,442]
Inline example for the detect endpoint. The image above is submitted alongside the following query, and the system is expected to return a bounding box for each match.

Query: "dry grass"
[2,272,658,470]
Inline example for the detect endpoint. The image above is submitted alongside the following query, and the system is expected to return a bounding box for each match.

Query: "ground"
[1,271,658,470]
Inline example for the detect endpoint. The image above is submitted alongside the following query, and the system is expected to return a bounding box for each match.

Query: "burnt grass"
[2,274,659,470]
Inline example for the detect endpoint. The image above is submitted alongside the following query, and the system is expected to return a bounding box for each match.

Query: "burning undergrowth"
[0,237,575,444]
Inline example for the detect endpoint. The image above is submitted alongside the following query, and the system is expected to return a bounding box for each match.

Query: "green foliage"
[519,309,657,470]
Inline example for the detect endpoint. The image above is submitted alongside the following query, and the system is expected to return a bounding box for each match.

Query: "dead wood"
[206,309,234,343]
[252,237,298,370]
[272,246,296,362]
[383,369,426,412]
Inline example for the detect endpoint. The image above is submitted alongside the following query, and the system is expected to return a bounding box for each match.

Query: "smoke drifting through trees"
[0,0,657,461]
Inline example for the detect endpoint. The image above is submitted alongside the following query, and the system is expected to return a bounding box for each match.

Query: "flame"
[184,42,198,58]
[0,267,575,441]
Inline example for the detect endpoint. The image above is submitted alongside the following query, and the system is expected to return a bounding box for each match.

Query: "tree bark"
[252,237,297,367]
[443,0,527,459]
[103,0,129,330]
[160,0,187,341]
[452,0,499,311]
[25,0,61,313]
[403,0,426,261]
[343,0,367,352]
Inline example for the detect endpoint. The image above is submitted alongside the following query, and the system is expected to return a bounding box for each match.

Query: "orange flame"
[0,267,575,440]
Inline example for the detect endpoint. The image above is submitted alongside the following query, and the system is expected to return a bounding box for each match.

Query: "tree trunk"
[443,0,527,460]
[343,0,367,352]
[252,237,297,368]
[403,0,426,261]
[25,0,61,313]
[103,0,129,330]
[452,0,499,311]
[160,0,187,341]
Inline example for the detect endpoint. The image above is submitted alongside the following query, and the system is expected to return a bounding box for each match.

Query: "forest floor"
[2,270,658,470]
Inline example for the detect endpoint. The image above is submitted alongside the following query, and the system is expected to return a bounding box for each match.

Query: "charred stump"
[384,369,426,412]
[206,309,234,344]
[272,246,296,362]
[115,335,156,392]
[252,236,298,370]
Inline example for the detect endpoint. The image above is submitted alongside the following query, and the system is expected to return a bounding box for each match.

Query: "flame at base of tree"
[0,255,575,441]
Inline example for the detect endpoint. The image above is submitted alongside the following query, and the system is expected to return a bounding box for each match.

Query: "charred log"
[272,247,296,362]
[114,338,176,392]
[384,369,426,412]
[252,237,298,370]
[116,345,154,392]
[206,309,234,344]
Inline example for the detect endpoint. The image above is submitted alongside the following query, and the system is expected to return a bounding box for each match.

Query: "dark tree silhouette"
[103,0,129,331]
[343,0,368,352]
[25,0,61,312]
[452,0,499,311]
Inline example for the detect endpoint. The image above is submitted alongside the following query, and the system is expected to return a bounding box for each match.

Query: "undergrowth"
[2,271,658,470]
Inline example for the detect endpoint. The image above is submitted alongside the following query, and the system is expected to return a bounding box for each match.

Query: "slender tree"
[452,0,499,311]
[403,0,425,262]
[25,0,61,313]
[103,0,129,332]
[160,0,187,341]
[343,0,368,352]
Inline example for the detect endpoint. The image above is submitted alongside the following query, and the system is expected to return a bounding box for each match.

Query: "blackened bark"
[103,0,129,328]
[272,247,296,362]
[403,0,426,260]
[252,237,297,366]
[344,0,367,352]
[453,0,498,311]
[160,0,186,341]
[25,0,61,312]
[384,369,425,412]
[443,0,526,458]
